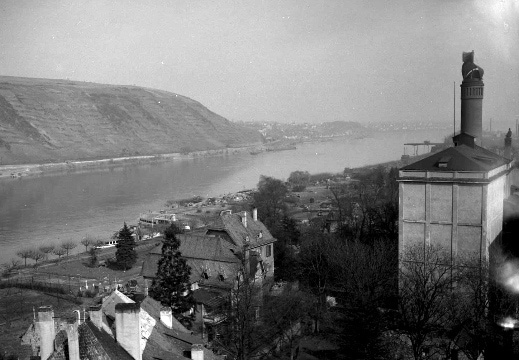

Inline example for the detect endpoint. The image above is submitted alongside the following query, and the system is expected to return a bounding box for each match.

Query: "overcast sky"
[0,0,518,128]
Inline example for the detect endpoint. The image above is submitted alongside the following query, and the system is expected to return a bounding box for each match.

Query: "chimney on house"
[160,307,173,329]
[253,208,258,221]
[242,211,247,228]
[243,243,250,277]
[66,319,80,360]
[88,304,103,329]
[505,128,513,159]
[115,303,142,360]
[191,344,204,360]
[37,306,56,360]
[460,50,484,145]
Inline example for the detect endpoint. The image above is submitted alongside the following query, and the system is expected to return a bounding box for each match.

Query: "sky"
[0,0,518,128]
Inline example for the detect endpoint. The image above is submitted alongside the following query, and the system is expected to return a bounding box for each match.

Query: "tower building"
[398,52,513,265]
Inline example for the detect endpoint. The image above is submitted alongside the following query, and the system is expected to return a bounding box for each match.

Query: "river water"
[0,129,448,265]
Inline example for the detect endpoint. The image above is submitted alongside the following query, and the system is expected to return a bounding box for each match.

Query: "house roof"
[82,321,135,360]
[141,231,243,287]
[401,144,510,172]
[139,297,190,334]
[193,288,228,308]
[205,211,276,248]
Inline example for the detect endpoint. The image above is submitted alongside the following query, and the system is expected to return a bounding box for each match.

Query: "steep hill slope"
[0,76,262,165]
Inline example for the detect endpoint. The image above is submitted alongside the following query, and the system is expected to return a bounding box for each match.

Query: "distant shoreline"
[0,145,262,180]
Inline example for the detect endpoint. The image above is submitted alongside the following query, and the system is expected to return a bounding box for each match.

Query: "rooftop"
[401,143,510,172]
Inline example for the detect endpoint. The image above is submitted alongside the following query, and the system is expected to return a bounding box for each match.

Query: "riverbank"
[0,145,262,180]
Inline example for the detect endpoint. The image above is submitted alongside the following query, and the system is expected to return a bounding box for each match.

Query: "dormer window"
[218,274,225,282]
[437,156,451,168]
[202,271,209,280]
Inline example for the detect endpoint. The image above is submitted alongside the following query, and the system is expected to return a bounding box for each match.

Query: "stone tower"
[460,51,484,145]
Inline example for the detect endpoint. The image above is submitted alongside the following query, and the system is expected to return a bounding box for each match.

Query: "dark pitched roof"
[82,321,135,360]
[401,144,510,172]
[206,212,276,248]
[177,234,240,263]
[141,234,241,286]
[192,288,228,308]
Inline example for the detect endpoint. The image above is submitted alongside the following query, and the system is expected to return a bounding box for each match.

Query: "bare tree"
[262,286,311,360]
[17,249,33,267]
[1,258,21,277]
[325,239,398,359]
[28,250,45,266]
[52,247,66,260]
[60,241,77,257]
[452,256,496,360]
[211,254,294,360]
[397,244,461,360]
[80,236,94,252]
[298,227,334,333]
[39,244,55,260]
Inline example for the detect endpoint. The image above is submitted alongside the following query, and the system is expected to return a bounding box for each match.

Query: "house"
[20,290,222,360]
[141,209,277,337]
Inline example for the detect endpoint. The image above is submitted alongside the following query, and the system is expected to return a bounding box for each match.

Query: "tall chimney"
[191,344,204,360]
[460,51,484,145]
[160,307,173,329]
[37,306,56,360]
[253,208,258,221]
[66,319,80,360]
[115,303,142,360]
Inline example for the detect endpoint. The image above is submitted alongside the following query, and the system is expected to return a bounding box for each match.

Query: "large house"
[21,290,221,360]
[141,209,277,336]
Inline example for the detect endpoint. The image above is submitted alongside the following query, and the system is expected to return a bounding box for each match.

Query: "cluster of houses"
[20,209,289,360]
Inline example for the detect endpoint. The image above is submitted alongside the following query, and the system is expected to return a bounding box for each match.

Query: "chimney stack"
[160,307,173,329]
[253,208,258,221]
[37,306,56,360]
[66,319,80,360]
[191,344,204,360]
[242,211,247,228]
[460,51,484,145]
[88,304,103,329]
[505,128,513,159]
[115,303,142,360]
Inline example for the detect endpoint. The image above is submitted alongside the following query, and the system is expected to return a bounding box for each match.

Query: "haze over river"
[0,129,448,265]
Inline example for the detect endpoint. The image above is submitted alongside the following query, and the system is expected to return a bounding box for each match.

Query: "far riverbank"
[0,145,261,180]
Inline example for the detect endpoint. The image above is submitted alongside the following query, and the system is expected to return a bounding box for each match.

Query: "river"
[0,129,448,265]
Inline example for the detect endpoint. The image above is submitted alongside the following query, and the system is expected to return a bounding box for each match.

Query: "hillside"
[0,76,262,165]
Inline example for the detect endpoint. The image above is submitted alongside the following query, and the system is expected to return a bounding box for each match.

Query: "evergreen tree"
[115,222,137,270]
[149,224,194,318]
